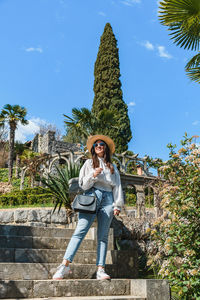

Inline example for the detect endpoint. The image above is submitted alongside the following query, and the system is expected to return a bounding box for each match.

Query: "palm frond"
[185,52,200,83]
[64,108,93,139]
[159,0,200,50]
[0,104,28,125]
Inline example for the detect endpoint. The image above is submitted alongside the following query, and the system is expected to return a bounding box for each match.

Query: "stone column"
[135,185,145,218]
[154,192,163,218]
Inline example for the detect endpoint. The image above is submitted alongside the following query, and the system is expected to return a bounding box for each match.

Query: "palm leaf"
[185,52,200,82]
[159,0,200,50]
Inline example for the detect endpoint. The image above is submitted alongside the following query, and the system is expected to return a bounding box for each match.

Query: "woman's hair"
[91,140,114,174]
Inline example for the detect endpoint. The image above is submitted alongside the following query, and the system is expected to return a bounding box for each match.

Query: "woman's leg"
[96,191,114,267]
[63,211,96,263]
[63,189,102,264]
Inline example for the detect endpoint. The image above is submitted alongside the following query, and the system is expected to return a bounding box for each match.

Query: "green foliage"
[148,133,200,299]
[125,192,137,206]
[92,23,132,152]
[41,162,81,213]
[159,0,200,84]
[0,168,29,188]
[63,107,115,145]
[0,187,54,207]
[0,168,9,182]
[125,186,137,206]
[185,52,200,83]
[159,0,200,51]
[0,104,28,127]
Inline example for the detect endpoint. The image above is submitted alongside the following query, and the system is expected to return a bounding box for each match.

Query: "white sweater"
[78,157,124,211]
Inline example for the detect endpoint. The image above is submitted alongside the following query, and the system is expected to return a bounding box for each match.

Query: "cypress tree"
[92,23,132,153]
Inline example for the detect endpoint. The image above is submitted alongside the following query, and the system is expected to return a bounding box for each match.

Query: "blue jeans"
[63,188,114,266]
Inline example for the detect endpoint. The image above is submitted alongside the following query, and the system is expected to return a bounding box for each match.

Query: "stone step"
[0,224,97,239]
[0,225,76,238]
[0,248,97,263]
[0,262,137,280]
[0,236,113,251]
[0,236,95,250]
[0,248,138,266]
[0,279,170,299]
[7,296,146,300]
[0,279,131,298]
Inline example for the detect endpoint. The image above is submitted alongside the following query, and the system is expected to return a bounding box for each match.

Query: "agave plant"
[41,162,81,214]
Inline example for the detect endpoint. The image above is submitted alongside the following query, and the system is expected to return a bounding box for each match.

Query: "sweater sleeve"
[112,165,124,211]
[78,160,97,190]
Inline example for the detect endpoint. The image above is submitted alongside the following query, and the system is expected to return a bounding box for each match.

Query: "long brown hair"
[91,140,114,174]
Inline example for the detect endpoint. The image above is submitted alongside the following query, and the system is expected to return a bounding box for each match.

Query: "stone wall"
[111,209,156,277]
[52,140,81,154]
[31,131,81,154]
[0,208,78,228]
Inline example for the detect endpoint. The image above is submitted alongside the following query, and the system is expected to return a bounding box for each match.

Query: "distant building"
[31,131,81,154]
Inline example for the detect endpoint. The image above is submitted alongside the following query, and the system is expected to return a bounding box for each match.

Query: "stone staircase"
[0,224,170,299]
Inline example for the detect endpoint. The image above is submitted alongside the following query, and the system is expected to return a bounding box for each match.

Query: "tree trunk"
[15,154,20,178]
[8,123,16,183]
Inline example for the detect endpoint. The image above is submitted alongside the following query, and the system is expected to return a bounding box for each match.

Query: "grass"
[0,202,54,209]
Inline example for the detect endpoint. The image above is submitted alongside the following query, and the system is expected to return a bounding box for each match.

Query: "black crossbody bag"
[71,188,97,214]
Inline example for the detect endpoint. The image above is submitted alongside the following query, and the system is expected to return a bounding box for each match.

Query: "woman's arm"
[78,160,97,190]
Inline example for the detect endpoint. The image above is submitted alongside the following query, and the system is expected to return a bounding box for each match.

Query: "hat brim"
[86,135,115,154]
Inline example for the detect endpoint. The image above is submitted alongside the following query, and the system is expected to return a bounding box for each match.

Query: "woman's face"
[94,140,105,157]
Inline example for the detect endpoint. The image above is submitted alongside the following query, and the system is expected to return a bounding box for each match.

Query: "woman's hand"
[114,209,120,216]
[93,168,103,178]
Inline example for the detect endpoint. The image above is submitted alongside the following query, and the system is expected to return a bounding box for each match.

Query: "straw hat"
[86,135,115,154]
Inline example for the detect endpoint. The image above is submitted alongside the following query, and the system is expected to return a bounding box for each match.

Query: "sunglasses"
[93,142,105,148]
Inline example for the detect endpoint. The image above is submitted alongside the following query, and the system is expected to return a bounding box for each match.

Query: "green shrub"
[0,187,54,207]
[148,134,200,299]
[125,192,137,206]
[0,168,9,182]
[0,168,29,188]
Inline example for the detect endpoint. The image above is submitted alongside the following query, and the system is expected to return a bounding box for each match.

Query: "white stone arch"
[48,156,70,173]
[112,155,124,173]
[20,167,28,190]
[74,154,85,164]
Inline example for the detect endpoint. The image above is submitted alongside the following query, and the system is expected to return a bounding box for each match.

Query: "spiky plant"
[41,162,81,214]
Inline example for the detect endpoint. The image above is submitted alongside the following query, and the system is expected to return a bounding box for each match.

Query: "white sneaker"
[96,267,111,280]
[53,264,71,280]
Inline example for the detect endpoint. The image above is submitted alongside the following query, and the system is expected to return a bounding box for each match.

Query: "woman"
[53,134,124,280]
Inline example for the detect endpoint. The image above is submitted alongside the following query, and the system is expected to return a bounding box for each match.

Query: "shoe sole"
[97,276,111,280]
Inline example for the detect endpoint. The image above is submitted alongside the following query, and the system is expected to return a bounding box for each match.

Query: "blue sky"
[0,0,199,162]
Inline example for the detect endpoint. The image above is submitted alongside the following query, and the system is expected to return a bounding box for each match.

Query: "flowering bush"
[148,134,200,299]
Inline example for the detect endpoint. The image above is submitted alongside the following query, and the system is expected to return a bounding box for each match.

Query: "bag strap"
[82,187,97,199]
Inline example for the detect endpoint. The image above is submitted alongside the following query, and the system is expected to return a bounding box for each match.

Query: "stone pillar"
[47,131,56,154]
[135,185,145,218]
[130,279,170,300]
[154,192,163,218]
[38,134,43,153]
